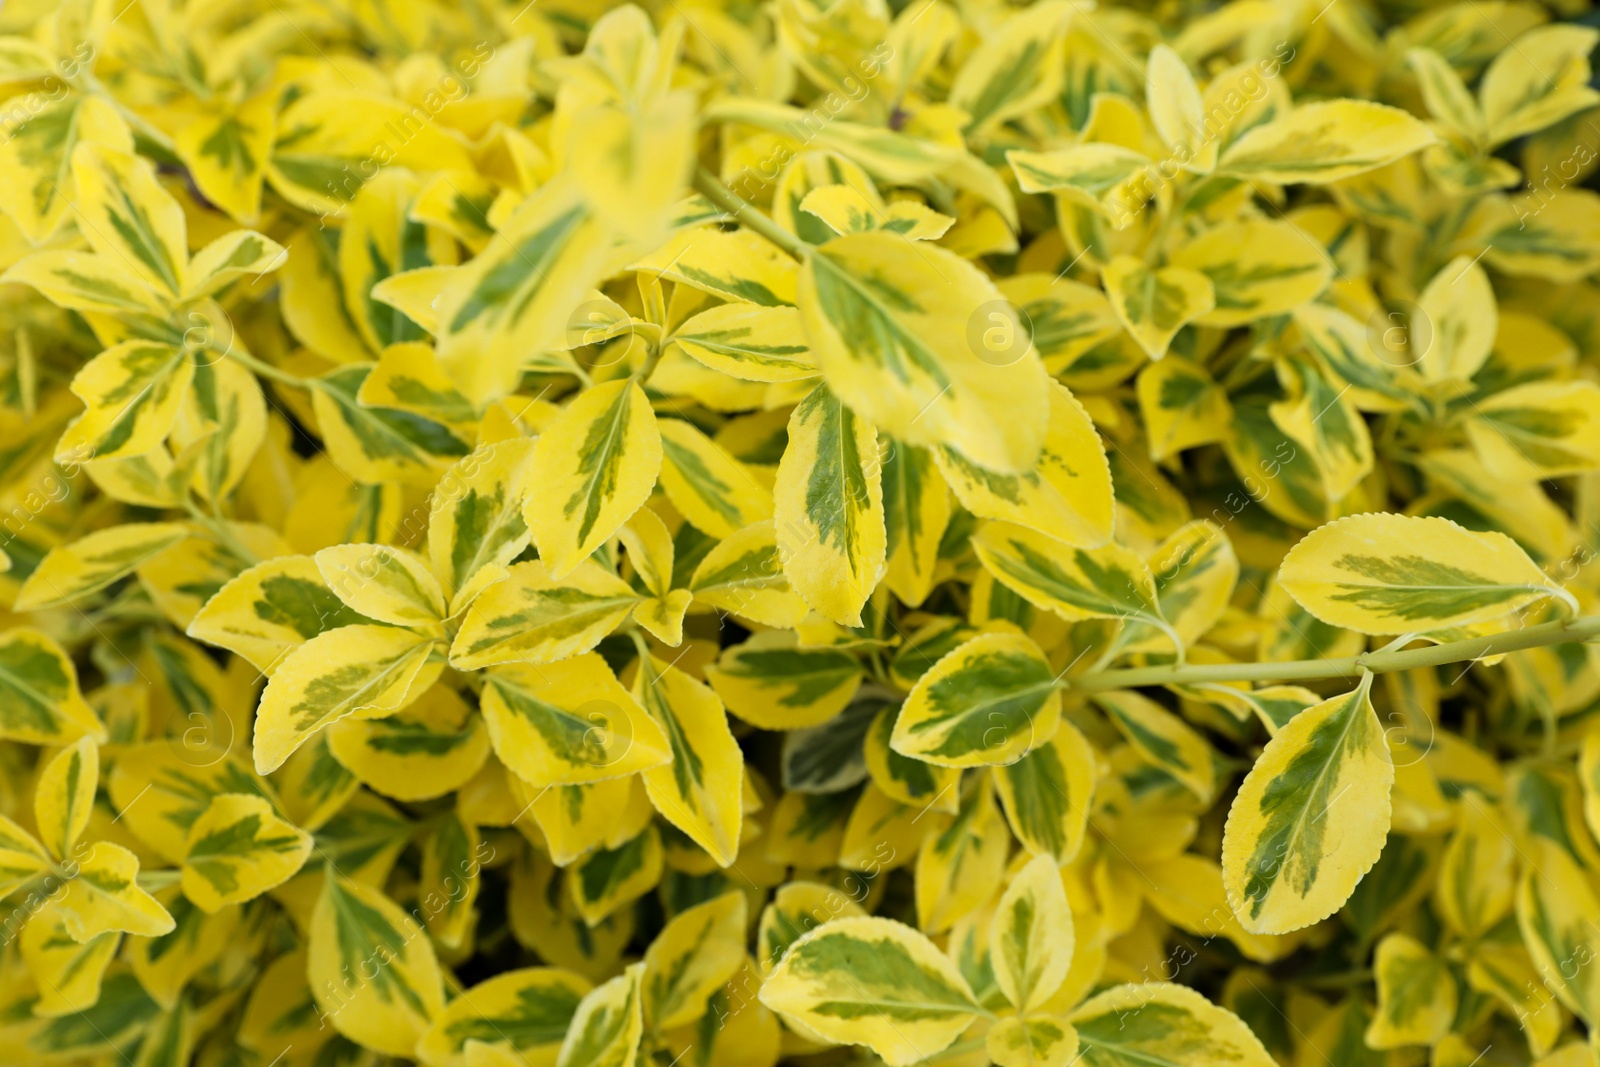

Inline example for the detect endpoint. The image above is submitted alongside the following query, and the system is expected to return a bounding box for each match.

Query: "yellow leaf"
[526,379,662,578]
[1146,45,1205,162]
[327,683,490,802]
[759,916,980,1066]
[187,554,372,677]
[891,630,1062,767]
[1070,983,1276,1065]
[52,341,193,462]
[1480,25,1600,145]
[428,438,537,601]
[643,890,748,1030]
[800,231,1052,475]
[310,870,446,1055]
[633,651,745,867]
[1468,380,1600,481]
[1221,674,1393,934]
[315,542,447,632]
[252,624,440,773]
[993,719,1095,864]
[1277,513,1569,634]
[481,652,670,790]
[56,841,175,941]
[1366,932,1457,1048]
[0,94,130,244]
[987,1016,1079,1067]
[180,793,313,912]
[706,630,863,730]
[1168,219,1333,327]
[417,968,592,1067]
[657,418,774,539]
[914,777,1009,932]
[1101,256,1215,360]
[173,94,275,225]
[631,227,799,307]
[555,961,645,1067]
[689,520,812,629]
[1218,100,1437,184]
[0,628,105,744]
[1092,689,1216,802]
[934,381,1113,549]
[569,823,664,926]
[1416,254,1497,382]
[432,177,616,404]
[990,851,1074,1011]
[19,908,119,1015]
[1137,356,1230,460]
[1407,47,1487,147]
[34,735,96,860]
[775,384,886,626]
[69,142,187,298]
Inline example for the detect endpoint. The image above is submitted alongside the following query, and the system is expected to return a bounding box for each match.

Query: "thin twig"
[1072,615,1600,690]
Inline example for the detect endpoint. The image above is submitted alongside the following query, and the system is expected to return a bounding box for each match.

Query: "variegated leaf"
[187,554,372,676]
[706,630,863,730]
[310,870,446,1055]
[1070,983,1276,1067]
[1278,513,1569,634]
[633,650,744,867]
[1222,674,1394,934]
[555,961,646,1067]
[642,890,748,1030]
[891,630,1062,768]
[934,382,1113,548]
[759,916,981,1066]
[417,968,591,1067]
[775,384,886,626]
[0,628,105,744]
[800,232,1052,475]
[252,624,440,773]
[527,378,662,578]
[480,654,671,788]
[15,522,190,610]
[450,560,642,669]
[180,793,312,912]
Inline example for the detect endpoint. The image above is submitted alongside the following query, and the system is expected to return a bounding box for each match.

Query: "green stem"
[1144,196,1182,266]
[692,167,812,259]
[1072,614,1600,691]
[184,498,261,565]
[226,347,307,389]
[80,77,177,153]
[136,868,182,891]
[917,1035,991,1064]
[1297,967,1374,990]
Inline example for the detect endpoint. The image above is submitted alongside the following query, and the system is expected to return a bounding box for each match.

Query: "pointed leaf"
[481,654,671,788]
[1277,513,1567,634]
[891,631,1061,768]
[775,384,886,626]
[310,870,445,1055]
[252,624,439,773]
[527,379,662,578]
[800,231,1052,475]
[1222,675,1394,934]
[760,915,980,1066]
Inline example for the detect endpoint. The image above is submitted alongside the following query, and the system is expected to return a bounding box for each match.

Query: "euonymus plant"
[0,0,1598,1064]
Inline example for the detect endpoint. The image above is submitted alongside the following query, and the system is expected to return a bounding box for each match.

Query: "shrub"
[0,0,1598,1064]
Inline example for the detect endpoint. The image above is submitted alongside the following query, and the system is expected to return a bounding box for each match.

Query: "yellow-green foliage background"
[1,0,1600,1063]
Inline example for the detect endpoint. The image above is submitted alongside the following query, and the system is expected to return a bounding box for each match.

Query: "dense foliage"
[2,0,1600,1064]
